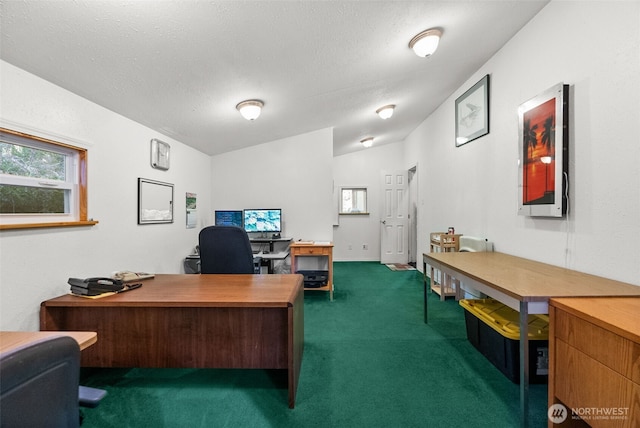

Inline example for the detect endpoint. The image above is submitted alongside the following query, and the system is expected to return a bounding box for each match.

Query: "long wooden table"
[1,331,97,353]
[40,274,304,408]
[423,251,640,427]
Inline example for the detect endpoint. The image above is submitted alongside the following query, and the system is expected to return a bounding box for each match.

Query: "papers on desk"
[295,241,331,245]
[112,271,155,282]
[70,292,116,299]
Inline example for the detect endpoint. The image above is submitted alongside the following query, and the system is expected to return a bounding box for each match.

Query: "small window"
[339,187,368,214]
[0,127,96,229]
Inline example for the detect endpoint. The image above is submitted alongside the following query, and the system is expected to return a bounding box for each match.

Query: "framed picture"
[138,178,174,224]
[517,82,569,217]
[455,74,490,146]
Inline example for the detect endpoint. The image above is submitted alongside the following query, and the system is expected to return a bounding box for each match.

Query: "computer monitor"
[214,210,243,227]
[243,209,281,233]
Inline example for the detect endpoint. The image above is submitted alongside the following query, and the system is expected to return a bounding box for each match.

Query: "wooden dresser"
[548,297,640,427]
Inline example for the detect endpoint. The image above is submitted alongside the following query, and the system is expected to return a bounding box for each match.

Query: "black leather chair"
[198,225,256,274]
[1,336,81,428]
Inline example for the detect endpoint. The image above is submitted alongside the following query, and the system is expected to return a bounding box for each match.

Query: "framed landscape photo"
[138,178,174,224]
[455,74,490,146]
[517,82,569,218]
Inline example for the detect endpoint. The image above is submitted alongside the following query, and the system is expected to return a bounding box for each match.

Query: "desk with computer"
[185,208,291,274]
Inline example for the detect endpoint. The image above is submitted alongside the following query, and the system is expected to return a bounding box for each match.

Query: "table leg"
[519,301,530,428]
[423,257,428,324]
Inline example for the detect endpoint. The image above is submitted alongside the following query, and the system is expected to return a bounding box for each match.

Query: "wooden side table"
[290,242,334,301]
[428,232,462,300]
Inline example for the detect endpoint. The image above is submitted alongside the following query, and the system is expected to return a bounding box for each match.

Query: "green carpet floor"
[79,262,547,427]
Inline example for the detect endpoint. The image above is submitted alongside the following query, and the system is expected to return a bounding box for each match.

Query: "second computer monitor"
[214,210,243,228]
[243,209,281,233]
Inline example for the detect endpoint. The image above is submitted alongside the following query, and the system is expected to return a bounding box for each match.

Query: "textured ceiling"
[0,1,548,156]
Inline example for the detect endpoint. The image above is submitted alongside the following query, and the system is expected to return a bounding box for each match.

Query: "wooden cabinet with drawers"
[548,297,640,427]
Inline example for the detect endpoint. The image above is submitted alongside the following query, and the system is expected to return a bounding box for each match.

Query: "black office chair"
[1,336,81,428]
[198,225,256,274]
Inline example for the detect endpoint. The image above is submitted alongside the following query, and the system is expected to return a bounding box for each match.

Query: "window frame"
[0,127,98,230]
[339,187,369,215]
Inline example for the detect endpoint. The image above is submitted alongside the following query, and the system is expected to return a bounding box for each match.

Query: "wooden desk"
[423,251,640,427]
[40,274,304,408]
[548,297,640,428]
[1,331,97,353]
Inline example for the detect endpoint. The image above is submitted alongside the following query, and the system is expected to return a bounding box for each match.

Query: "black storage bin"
[460,299,549,384]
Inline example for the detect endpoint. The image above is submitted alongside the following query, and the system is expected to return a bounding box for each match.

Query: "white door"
[380,170,408,264]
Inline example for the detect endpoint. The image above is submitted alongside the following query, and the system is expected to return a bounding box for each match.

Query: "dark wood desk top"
[424,251,640,302]
[41,274,304,308]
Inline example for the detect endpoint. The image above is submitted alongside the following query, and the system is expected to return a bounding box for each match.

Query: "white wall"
[405,1,640,285]
[0,61,213,330]
[333,142,405,261]
[2,0,638,333]
[209,128,334,242]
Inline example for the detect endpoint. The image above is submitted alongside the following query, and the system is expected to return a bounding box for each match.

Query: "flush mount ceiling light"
[236,99,264,120]
[408,28,442,57]
[360,137,374,148]
[376,104,395,119]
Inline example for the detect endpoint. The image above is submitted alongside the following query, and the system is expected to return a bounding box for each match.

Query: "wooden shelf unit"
[428,232,462,300]
[290,242,334,301]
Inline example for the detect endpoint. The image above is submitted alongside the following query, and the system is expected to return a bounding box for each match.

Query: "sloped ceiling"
[0,1,548,156]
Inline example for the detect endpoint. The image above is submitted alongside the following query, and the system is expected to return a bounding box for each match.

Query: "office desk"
[256,250,290,273]
[1,331,97,353]
[249,237,292,252]
[423,251,640,427]
[40,274,304,408]
[250,237,292,273]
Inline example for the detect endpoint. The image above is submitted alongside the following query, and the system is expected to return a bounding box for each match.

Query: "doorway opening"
[408,165,418,267]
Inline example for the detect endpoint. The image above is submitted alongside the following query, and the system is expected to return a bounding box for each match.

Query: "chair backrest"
[459,236,494,252]
[1,336,80,428]
[198,225,255,274]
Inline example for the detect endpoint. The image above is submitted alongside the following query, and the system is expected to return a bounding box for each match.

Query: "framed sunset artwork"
[517,83,569,217]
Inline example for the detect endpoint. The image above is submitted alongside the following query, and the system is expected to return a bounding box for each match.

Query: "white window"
[0,128,94,229]
[339,187,368,214]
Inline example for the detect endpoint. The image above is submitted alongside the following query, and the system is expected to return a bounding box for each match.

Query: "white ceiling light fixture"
[376,104,395,119]
[408,28,442,57]
[236,99,264,120]
[360,137,374,148]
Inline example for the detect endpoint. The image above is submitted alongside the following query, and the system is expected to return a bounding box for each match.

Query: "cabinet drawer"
[555,339,637,428]
[555,309,638,380]
[293,246,330,256]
